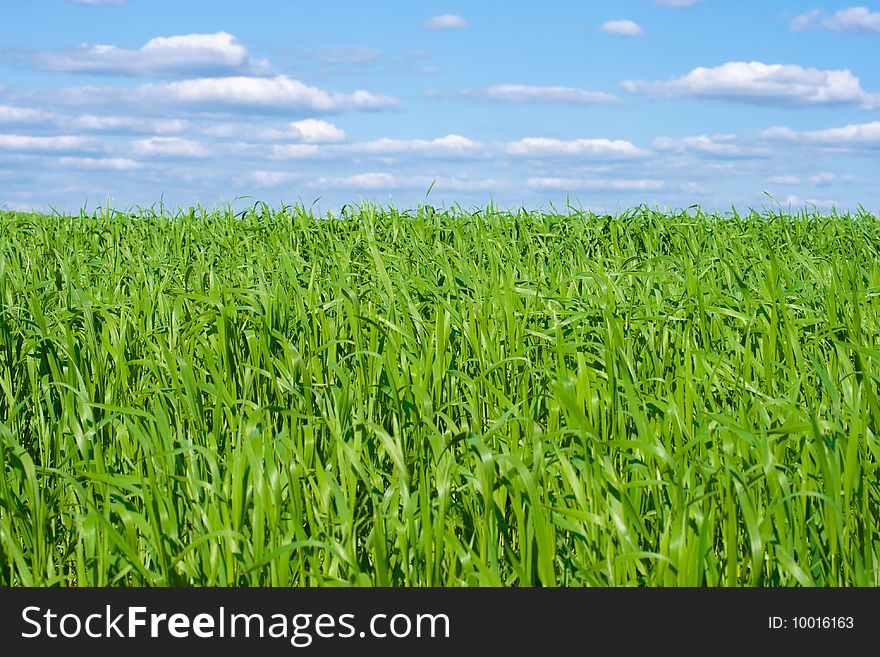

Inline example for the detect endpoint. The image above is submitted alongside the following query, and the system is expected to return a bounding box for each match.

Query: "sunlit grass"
[0,202,878,586]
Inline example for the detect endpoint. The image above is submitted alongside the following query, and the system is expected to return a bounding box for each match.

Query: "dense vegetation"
[1,204,878,585]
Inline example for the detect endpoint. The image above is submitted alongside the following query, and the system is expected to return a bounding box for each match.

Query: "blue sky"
[1,0,879,213]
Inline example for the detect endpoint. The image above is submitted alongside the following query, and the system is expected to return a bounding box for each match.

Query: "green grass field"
[0,204,878,586]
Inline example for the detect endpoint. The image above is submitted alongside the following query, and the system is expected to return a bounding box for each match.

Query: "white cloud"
[768,172,837,186]
[760,120,880,147]
[54,156,142,170]
[217,119,345,143]
[351,134,481,155]
[424,15,470,29]
[505,137,648,158]
[67,115,190,134]
[30,32,270,77]
[68,0,125,4]
[269,134,650,162]
[652,134,767,157]
[139,75,399,112]
[528,177,665,191]
[600,20,646,37]
[484,84,622,105]
[269,135,481,160]
[130,136,209,158]
[0,104,51,124]
[290,119,346,143]
[790,7,880,33]
[622,61,879,108]
[0,105,190,134]
[0,134,99,152]
[308,173,499,192]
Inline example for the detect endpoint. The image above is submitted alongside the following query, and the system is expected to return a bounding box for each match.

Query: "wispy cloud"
[67,115,190,134]
[315,46,382,66]
[0,134,100,153]
[54,156,142,171]
[622,61,879,109]
[600,20,646,37]
[483,84,622,105]
[270,134,481,160]
[21,32,270,77]
[0,104,52,124]
[527,177,665,191]
[424,15,470,29]
[790,7,880,33]
[307,173,499,192]
[265,134,646,163]
[130,136,210,158]
[760,120,880,148]
[0,104,189,134]
[780,195,839,209]
[653,134,769,158]
[505,137,648,158]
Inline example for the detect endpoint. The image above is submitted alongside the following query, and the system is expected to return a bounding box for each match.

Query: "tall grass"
[0,203,878,586]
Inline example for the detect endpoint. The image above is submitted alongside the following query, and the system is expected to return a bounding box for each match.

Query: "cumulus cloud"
[505,137,648,158]
[138,75,400,112]
[27,32,270,77]
[130,136,210,158]
[790,7,880,33]
[621,61,879,108]
[600,20,646,37]
[0,133,99,152]
[424,15,470,29]
[290,119,346,143]
[484,84,622,105]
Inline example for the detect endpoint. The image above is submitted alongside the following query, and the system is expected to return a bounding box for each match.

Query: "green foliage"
[0,203,878,586]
